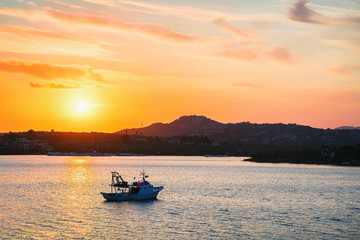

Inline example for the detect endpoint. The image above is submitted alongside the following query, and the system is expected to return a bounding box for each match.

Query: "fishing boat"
[100,171,163,201]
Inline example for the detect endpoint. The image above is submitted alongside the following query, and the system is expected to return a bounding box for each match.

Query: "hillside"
[1,116,359,165]
[335,126,360,130]
[118,115,360,151]
[117,115,223,137]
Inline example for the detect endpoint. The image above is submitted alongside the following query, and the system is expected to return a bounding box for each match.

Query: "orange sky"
[0,0,359,132]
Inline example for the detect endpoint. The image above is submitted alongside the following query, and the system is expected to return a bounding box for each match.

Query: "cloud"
[80,0,119,8]
[0,60,105,82]
[288,0,360,25]
[288,0,325,24]
[266,46,296,64]
[44,8,199,42]
[212,19,296,65]
[328,65,360,77]
[213,18,260,40]
[118,0,232,21]
[0,7,47,22]
[0,6,199,42]
[0,25,70,40]
[219,48,259,62]
[46,0,86,10]
[29,82,81,89]
[218,46,296,65]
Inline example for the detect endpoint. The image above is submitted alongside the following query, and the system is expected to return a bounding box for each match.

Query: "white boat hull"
[101,187,163,201]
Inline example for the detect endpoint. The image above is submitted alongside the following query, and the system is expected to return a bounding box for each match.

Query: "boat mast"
[140,169,148,182]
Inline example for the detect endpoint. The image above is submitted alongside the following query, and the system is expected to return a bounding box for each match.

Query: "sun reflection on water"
[58,157,105,238]
[67,157,91,166]
[66,157,93,183]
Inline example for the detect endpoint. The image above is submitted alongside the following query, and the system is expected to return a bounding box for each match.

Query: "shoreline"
[244,157,360,167]
[1,153,359,167]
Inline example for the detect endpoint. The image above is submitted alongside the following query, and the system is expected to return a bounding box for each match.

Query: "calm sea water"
[0,155,359,239]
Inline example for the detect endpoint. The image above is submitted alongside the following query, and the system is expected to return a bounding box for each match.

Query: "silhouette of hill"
[335,126,360,130]
[1,116,359,165]
[118,115,360,151]
[118,115,223,137]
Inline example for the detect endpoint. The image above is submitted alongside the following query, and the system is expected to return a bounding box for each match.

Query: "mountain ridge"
[118,115,223,137]
[335,126,360,130]
[118,115,325,136]
[117,115,360,150]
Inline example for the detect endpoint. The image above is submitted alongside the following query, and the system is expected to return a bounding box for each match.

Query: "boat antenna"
[141,167,146,181]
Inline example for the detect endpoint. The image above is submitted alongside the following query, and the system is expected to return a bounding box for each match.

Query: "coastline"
[0,153,359,167]
[244,157,360,167]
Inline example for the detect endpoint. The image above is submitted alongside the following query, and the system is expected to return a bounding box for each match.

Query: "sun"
[76,102,89,112]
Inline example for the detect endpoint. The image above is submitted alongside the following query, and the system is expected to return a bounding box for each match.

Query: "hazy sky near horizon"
[0,0,359,132]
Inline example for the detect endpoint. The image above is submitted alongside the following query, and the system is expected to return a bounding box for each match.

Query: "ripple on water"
[0,156,359,239]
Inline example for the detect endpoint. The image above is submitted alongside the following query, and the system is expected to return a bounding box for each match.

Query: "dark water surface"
[0,155,359,239]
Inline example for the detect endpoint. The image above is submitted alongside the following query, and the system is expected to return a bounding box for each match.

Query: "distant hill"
[1,115,359,164]
[335,126,360,130]
[118,115,223,137]
[118,115,360,151]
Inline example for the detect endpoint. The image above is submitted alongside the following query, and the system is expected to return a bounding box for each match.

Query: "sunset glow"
[0,0,359,132]
[76,102,89,112]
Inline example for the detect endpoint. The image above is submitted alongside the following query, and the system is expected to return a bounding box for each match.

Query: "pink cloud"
[44,8,199,42]
[46,0,87,10]
[213,18,260,40]
[266,47,296,65]
[212,19,296,65]
[328,65,360,77]
[0,7,46,21]
[118,0,233,21]
[0,6,199,42]
[219,48,259,62]
[218,46,296,64]
[0,24,70,39]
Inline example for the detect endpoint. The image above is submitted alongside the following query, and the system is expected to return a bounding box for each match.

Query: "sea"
[0,155,359,239]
